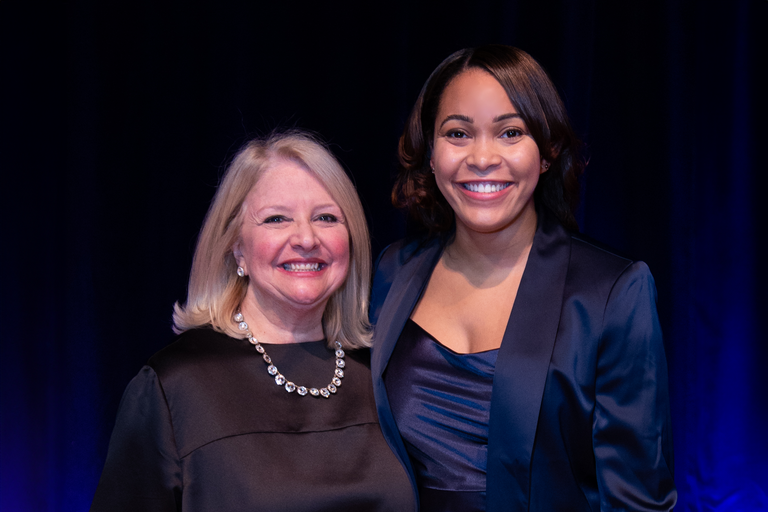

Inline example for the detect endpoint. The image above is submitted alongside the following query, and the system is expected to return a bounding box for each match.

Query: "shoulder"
[374,237,437,272]
[571,231,632,268]
[567,231,652,288]
[370,237,441,325]
[540,227,658,319]
[372,236,445,283]
[563,234,660,347]
[146,327,245,382]
[536,206,646,291]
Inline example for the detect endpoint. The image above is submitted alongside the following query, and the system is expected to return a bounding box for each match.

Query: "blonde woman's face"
[233,160,350,318]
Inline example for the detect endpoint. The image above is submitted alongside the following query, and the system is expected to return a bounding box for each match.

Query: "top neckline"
[407,318,500,356]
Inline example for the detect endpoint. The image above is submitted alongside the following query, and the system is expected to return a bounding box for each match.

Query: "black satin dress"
[385,319,498,512]
[91,328,415,512]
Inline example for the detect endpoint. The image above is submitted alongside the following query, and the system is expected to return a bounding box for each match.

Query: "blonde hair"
[173,131,372,349]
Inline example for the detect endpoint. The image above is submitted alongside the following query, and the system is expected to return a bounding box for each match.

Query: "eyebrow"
[256,203,341,213]
[493,113,522,122]
[439,113,522,127]
[313,204,343,212]
[439,114,472,127]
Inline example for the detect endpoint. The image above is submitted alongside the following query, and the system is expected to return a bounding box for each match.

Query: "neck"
[446,205,538,274]
[238,293,326,344]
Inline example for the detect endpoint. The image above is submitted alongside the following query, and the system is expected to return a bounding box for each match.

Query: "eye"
[263,215,288,224]
[446,129,468,139]
[501,128,524,139]
[316,214,339,223]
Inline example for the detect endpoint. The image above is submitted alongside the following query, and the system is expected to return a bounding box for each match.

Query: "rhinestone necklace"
[234,312,345,398]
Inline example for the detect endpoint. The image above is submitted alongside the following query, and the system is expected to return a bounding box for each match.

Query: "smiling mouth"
[282,262,322,272]
[461,182,511,193]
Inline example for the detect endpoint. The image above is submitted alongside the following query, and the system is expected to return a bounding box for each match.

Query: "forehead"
[246,158,339,208]
[437,68,517,116]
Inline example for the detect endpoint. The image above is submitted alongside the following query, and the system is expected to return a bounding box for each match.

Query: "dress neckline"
[406,318,500,356]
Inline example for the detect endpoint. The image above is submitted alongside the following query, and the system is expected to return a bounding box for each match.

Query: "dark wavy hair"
[393,44,584,235]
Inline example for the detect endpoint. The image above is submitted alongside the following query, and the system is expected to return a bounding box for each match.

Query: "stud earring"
[237,266,245,277]
[542,162,550,170]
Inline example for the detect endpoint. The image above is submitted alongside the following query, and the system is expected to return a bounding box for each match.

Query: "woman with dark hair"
[370,45,676,511]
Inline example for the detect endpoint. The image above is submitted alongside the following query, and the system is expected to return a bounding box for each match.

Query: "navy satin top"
[384,319,499,512]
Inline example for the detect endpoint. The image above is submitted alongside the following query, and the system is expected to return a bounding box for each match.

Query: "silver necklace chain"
[234,312,345,398]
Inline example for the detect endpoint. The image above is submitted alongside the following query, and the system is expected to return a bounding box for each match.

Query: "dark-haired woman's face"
[431,69,547,235]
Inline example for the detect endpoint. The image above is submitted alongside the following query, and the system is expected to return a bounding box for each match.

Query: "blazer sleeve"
[91,366,182,512]
[593,261,677,510]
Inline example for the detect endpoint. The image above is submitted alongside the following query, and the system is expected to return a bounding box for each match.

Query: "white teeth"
[283,262,321,271]
[463,182,510,193]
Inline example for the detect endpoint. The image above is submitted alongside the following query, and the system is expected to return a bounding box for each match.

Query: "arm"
[594,262,676,511]
[91,366,182,512]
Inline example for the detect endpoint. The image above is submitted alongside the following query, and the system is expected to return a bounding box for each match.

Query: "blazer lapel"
[370,240,443,510]
[371,240,443,380]
[487,209,571,511]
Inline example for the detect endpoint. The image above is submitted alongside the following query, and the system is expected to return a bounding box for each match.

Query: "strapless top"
[384,319,498,512]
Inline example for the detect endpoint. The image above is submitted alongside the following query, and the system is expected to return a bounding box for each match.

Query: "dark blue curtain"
[1,1,765,510]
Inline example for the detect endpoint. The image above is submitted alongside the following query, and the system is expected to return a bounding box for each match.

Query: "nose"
[291,220,319,251]
[467,136,501,172]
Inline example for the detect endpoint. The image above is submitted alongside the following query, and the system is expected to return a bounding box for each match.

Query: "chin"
[459,206,535,233]
[459,216,514,234]
[284,291,332,308]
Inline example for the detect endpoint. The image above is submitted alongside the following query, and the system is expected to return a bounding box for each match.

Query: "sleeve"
[593,262,677,511]
[90,366,182,512]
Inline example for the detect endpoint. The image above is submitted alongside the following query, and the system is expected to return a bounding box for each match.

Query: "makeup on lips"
[233,159,350,312]
[428,69,546,235]
[280,260,325,273]
[457,181,512,198]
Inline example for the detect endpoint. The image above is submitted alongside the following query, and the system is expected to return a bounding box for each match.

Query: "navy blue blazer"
[370,208,676,511]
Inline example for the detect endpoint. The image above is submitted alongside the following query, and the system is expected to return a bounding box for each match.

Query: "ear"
[232,240,246,271]
[540,159,551,174]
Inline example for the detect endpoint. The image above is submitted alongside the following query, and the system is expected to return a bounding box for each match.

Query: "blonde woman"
[92,131,414,512]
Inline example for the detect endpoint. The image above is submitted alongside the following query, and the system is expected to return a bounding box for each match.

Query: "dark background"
[1,1,766,510]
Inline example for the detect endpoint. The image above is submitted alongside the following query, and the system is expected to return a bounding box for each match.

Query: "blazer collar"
[371,238,443,381]
[486,206,572,511]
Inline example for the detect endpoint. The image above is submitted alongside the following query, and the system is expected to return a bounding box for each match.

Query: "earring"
[430,161,435,174]
[542,162,550,170]
[237,266,245,277]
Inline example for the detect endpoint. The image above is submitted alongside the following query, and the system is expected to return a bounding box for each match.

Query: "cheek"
[324,228,351,264]
[245,231,287,266]
[432,145,455,195]
[519,156,545,185]
[432,142,460,169]
[511,141,543,177]
[433,174,453,204]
